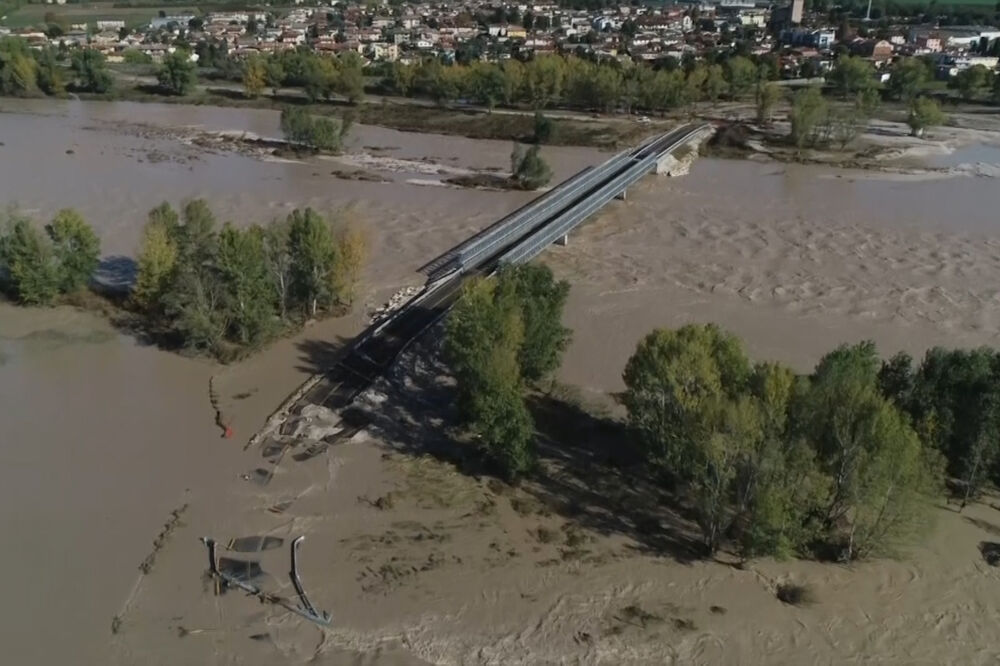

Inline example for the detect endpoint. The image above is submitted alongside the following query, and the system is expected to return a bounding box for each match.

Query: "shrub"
[776,582,815,606]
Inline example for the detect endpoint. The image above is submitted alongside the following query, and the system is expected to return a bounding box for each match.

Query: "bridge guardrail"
[498,125,709,267]
[453,142,647,271]
[423,132,668,280]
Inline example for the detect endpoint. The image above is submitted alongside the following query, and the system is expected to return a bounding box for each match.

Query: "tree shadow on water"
[93,255,137,294]
[294,335,356,375]
[525,391,703,563]
[351,333,704,564]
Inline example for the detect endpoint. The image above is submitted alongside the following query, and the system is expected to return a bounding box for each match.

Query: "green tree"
[0,214,61,305]
[34,47,65,95]
[843,400,940,559]
[828,109,864,150]
[789,86,828,148]
[262,216,293,320]
[703,64,728,103]
[132,203,180,314]
[302,54,338,101]
[950,64,991,101]
[737,362,827,559]
[644,69,687,112]
[446,277,534,479]
[533,110,554,143]
[887,57,929,102]
[685,64,708,104]
[243,54,267,98]
[45,208,100,293]
[499,59,525,106]
[792,341,881,525]
[591,63,624,111]
[524,55,565,109]
[829,56,876,99]
[164,258,227,353]
[899,348,1000,508]
[755,81,781,124]
[390,61,416,96]
[510,143,552,190]
[426,63,463,105]
[792,341,942,558]
[280,107,344,152]
[497,263,571,382]
[330,216,367,307]
[336,51,365,104]
[468,60,505,110]
[622,324,752,479]
[855,85,882,117]
[160,201,226,353]
[157,50,197,96]
[0,38,38,96]
[216,223,275,346]
[265,58,285,96]
[725,55,757,98]
[70,49,113,93]
[622,324,762,552]
[907,96,945,138]
[287,208,337,316]
[176,199,218,266]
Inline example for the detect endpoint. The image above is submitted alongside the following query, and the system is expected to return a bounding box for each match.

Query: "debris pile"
[369,285,423,326]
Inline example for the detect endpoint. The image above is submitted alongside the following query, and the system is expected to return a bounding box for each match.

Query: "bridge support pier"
[556,234,569,246]
[616,188,627,201]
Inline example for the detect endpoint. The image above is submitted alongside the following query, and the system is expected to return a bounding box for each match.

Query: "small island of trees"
[444,267,1000,562]
[0,201,367,362]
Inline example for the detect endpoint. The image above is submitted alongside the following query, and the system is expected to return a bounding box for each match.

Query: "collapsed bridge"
[299,123,713,415]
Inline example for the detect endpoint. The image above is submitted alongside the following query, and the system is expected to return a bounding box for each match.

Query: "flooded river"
[1,98,1000,664]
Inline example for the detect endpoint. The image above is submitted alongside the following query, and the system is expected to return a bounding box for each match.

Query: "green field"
[1,2,199,28]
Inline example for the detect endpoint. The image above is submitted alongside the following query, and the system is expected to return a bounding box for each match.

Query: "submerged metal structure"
[200,535,332,627]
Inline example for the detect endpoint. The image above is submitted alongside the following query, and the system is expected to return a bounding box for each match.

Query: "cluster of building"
[779,23,1000,78]
[1,1,998,80]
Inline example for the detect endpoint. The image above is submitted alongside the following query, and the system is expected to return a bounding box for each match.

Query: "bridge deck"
[284,123,711,414]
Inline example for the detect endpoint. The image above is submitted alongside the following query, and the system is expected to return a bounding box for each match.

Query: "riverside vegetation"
[0,36,967,153]
[0,202,367,362]
[445,269,1000,562]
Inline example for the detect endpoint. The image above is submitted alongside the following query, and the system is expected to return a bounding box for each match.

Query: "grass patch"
[776,582,815,606]
[510,495,547,517]
[342,102,654,150]
[534,526,559,543]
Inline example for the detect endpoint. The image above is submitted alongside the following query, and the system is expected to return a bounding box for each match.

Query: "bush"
[280,107,346,153]
[776,582,815,606]
[131,201,366,359]
[0,209,100,305]
[623,329,941,559]
[46,208,100,293]
[70,49,113,93]
[533,110,554,143]
[907,96,945,138]
[122,49,153,65]
[789,86,828,149]
[510,143,552,190]
[157,50,197,96]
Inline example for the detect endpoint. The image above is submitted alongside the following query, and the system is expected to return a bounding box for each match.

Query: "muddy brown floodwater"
[2,98,1000,665]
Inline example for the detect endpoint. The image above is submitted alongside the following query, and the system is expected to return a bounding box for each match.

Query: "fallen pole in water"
[200,536,332,627]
